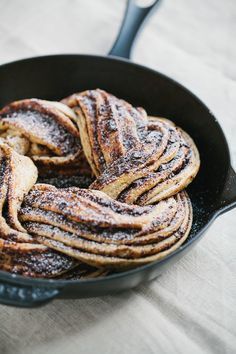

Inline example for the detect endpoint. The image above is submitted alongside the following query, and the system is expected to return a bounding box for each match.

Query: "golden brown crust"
[0,90,200,277]
[63,90,199,204]
[0,144,77,277]
[62,89,147,176]
[20,185,192,269]
[0,99,83,176]
[0,241,76,278]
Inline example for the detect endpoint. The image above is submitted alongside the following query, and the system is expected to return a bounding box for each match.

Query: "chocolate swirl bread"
[63,89,200,204]
[20,184,192,269]
[0,144,76,277]
[0,90,200,277]
[0,99,85,177]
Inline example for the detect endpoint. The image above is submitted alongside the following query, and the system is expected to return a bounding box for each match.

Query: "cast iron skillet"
[0,0,235,308]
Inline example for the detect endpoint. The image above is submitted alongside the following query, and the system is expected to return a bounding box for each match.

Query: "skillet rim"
[0,53,231,287]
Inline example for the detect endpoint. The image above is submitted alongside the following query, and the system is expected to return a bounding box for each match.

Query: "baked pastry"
[20,184,192,268]
[0,99,83,176]
[55,264,108,280]
[62,89,200,204]
[0,143,76,277]
[0,89,200,277]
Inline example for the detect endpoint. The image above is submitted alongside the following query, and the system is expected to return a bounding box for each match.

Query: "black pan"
[0,0,235,308]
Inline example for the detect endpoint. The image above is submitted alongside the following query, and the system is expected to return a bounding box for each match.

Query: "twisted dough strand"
[0,144,76,277]
[20,184,192,268]
[0,99,83,176]
[63,89,200,204]
[0,90,200,276]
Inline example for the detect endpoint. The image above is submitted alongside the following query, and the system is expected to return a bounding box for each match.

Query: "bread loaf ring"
[0,90,200,277]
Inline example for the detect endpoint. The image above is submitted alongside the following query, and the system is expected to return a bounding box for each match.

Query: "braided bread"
[63,89,199,204]
[0,144,76,277]
[0,99,87,177]
[0,90,200,278]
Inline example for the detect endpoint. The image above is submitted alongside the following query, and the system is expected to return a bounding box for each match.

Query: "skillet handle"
[109,0,161,59]
[216,166,236,216]
[0,280,60,308]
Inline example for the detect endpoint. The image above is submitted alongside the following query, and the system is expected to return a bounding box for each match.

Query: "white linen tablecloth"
[0,1,235,353]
